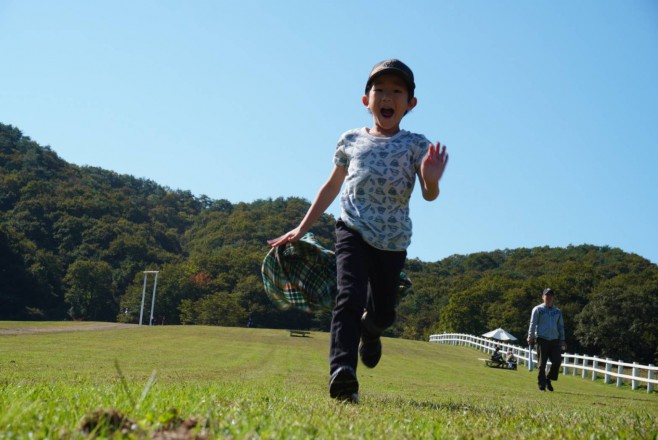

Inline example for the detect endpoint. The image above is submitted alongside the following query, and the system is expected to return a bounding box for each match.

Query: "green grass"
[0,322,656,439]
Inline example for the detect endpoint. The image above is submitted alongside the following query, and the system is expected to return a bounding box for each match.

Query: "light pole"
[139,271,160,326]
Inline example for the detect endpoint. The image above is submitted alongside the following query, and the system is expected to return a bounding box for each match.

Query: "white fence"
[429,333,657,394]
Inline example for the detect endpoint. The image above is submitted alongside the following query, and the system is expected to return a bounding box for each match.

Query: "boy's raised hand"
[421,141,449,185]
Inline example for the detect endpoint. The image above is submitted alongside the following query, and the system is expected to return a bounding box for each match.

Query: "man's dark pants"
[537,337,562,386]
[329,221,406,374]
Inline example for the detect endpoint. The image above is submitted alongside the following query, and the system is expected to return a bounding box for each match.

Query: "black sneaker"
[359,312,382,369]
[546,380,554,392]
[538,383,546,391]
[359,335,382,368]
[329,366,359,403]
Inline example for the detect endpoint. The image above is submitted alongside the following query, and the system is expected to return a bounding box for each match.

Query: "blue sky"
[1,1,657,264]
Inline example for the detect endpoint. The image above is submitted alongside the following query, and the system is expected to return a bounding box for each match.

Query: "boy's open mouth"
[380,108,394,118]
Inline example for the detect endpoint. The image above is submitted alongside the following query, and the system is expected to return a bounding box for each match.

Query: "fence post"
[581,357,588,379]
[648,365,655,394]
[632,362,639,390]
[562,353,569,375]
[592,356,599,381]
[604,358,612,384]
[571,354,578,376]
[525,345,532,368]
[616,361,624,387]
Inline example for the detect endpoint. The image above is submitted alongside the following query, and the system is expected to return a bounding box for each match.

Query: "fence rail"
[429,333,657,394]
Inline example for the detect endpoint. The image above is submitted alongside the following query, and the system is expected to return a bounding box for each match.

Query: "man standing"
[527,288,566,391]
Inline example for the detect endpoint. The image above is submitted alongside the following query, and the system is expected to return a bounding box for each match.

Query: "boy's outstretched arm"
[267,165,347,247]
[419,141,449,201]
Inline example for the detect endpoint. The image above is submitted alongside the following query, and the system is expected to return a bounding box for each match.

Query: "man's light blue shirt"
[528,304,565,341]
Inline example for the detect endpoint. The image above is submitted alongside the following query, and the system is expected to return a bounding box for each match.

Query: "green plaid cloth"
[261,233,412,314]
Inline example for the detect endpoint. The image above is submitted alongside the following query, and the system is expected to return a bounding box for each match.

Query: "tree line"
[1,122,656,364]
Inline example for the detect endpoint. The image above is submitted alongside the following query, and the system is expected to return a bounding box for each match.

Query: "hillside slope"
[1,122,657,364]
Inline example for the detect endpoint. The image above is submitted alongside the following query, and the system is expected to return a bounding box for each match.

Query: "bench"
[289,330,311,337]
[479,358,517,370]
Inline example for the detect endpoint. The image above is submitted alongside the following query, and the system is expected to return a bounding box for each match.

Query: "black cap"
[542,288,554,296]
[365,59,415,98]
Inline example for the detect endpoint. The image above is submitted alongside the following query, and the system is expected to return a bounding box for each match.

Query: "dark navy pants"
[329,221,406,374]
[537,337,562,385]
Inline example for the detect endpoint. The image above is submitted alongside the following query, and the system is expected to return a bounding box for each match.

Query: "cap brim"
[365,68,415,94]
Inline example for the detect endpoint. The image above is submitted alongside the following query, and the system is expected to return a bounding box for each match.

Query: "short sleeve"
[414,136,431,170]
[334,135,349,168]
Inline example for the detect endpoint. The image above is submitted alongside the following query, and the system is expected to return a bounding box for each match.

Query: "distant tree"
[64,260,116,321]
[439,287,489,335]
[181,292,248,327]
[0,225,32,319]
[438,275,519,335]
[575,277,658,364]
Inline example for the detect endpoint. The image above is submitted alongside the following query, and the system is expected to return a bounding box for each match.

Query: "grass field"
[1,322,656,439]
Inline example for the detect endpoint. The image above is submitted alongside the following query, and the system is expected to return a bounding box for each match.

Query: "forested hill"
[1,122,657,364]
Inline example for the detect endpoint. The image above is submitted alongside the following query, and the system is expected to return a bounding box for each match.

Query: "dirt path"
[0,322,138,335]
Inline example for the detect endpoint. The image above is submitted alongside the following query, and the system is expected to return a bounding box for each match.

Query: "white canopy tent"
[482,327,518,341]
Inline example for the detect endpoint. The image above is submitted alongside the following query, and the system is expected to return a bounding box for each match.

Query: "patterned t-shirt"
[333,128,430,251]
